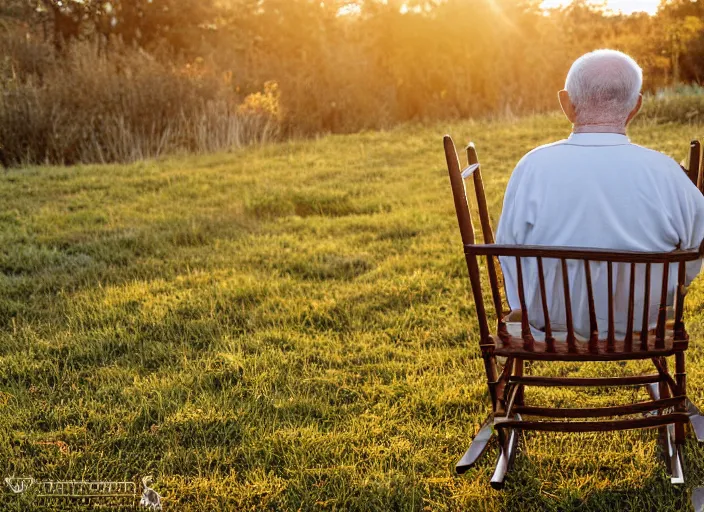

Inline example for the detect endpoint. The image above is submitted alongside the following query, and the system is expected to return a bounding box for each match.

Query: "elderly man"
[496,49,704,340]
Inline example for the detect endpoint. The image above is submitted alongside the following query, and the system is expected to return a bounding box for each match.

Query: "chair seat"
[493,322,686,361]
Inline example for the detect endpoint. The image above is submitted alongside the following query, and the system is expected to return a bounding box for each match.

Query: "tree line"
[0,0,703,165]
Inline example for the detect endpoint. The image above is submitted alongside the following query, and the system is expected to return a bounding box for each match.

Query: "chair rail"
[513,395,684,418]
[465,243,702,263]
[494,413,689,433]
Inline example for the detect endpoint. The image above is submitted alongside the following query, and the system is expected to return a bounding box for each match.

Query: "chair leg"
[646,381,681,476]
[686,399,704,442]
[692,487,704,512]
[490,427,518,490]
[514,359,525,406]
[666,424,685,485]
[652,359,677,472]
[456,414,495,474]
[489,415,521,490]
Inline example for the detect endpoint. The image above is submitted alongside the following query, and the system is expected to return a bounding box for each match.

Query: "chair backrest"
[444,135,704,358]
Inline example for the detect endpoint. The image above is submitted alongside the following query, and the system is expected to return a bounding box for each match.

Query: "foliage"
[1,0,218,52]
[238,81,282,124]
[1,115,704,510]
[0,33,279,166]
[2,0,704,166]
[640,88,704,124]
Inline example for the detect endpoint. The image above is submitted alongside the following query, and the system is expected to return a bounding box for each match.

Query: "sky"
[337,1,661,17]
[540,0,660,15]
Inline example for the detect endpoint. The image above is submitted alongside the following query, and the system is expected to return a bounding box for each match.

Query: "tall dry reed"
[0,32,278,167]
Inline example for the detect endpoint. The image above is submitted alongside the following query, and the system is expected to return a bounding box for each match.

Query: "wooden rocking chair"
[444,135,704,489]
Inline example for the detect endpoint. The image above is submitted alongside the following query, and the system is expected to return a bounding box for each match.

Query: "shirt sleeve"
[496,157,536,310]
[668,160,704,283]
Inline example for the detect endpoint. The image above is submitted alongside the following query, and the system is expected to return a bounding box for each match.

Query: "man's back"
[496,132,704,339]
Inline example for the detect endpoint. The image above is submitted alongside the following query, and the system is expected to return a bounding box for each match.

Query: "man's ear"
[625,93,643,126]
[558,90,577,124]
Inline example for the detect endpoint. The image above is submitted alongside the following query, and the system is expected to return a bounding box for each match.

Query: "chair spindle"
[583,260,598,353]
[607,261,615,352]
[675,262,686,339]
[625,262,635,351]
[561,258,576,351]
[536,257,555,352]
[640,263,651,350]
[487,256,508,340]
[515,256,534,350]
[656,262,669,348]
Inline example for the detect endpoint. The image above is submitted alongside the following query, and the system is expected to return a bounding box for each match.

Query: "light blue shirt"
[496,132,704,339]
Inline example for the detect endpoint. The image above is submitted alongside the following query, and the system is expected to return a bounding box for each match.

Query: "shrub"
[0,31,280,167]
[638,85,704,125]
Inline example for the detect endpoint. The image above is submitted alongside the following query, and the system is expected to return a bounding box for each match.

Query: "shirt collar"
[566,132,631,146]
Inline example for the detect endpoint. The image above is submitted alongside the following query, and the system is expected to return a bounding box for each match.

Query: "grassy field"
[2,113,704,511]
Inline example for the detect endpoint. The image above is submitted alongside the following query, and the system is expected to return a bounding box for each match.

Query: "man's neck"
[573,124,627,135]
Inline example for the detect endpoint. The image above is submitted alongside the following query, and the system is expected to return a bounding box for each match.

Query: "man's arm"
[495,158,536,310]
[670,160,704,283]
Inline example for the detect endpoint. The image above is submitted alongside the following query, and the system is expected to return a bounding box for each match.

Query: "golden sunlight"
[337,3,362,16]
[541,0,660,15]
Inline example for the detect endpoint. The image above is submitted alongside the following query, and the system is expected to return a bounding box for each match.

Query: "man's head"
[559,49,643,130]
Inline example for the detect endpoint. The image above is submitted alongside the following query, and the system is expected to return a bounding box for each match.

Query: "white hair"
[565,49,643,125]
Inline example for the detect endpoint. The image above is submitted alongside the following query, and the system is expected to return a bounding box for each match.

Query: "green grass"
[2,112,704,511]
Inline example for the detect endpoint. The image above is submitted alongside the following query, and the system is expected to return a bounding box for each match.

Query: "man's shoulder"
[523,139,570,158]
[627,143,680,166]
[518,139,680,169]
[515,139,570,168]
[624,143,690,185]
